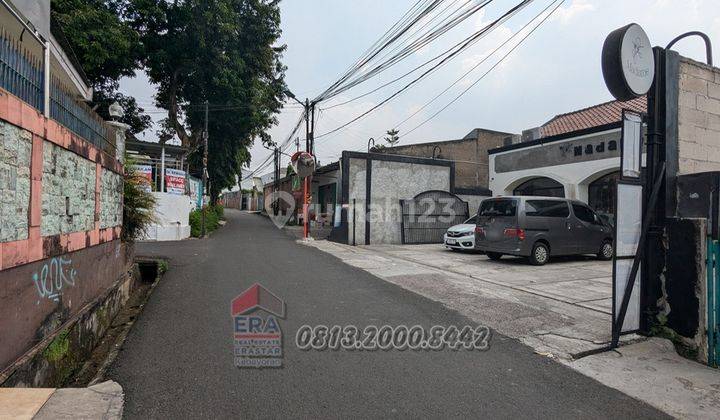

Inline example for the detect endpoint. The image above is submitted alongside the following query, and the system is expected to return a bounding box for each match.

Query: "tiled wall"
[0,122,31,242]
[0,88,124,271]
[100,168,123,229]
[41,142,97,235]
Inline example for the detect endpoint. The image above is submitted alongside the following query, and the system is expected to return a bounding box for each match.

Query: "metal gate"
[707,238,720,367]
[400,190,469,244]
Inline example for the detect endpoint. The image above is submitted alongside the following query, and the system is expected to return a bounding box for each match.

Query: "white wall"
[489,128,645,203]
[142,192,192,241]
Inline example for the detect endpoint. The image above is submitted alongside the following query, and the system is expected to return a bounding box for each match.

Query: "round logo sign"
[602,23,655,101]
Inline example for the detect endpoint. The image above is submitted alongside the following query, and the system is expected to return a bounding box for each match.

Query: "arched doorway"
[588,171,620,225]
[513,177,565,197]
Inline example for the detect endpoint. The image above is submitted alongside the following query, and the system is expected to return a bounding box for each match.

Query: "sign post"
[602,23,659,347]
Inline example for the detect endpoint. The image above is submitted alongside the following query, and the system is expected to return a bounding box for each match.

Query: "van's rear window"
[479,199,517,217]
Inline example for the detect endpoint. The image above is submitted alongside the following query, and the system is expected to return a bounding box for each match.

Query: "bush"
[122,157,157,242]
[189,205,222,237]
[213,204,224,219]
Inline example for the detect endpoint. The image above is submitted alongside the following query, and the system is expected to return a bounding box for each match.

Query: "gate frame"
[399,190,470,245]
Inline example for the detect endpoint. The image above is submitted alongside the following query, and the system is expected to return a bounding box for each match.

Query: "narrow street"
[109,210,667,418]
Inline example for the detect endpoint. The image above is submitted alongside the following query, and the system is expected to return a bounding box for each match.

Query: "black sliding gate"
[400,190,469,244]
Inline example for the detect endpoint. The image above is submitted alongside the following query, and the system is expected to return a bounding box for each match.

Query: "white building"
[489,97,647,223]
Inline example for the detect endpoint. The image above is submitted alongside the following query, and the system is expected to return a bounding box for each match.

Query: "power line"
[314,0,534,140]
[316,0,443,102]
[318,0,496,102]
[399,0,565,139]
[395,0,561,131]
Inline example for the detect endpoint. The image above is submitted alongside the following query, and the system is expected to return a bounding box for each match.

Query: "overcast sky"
[119,0,720,177]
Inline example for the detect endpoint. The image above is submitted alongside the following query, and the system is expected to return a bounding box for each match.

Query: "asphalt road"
[109,210,668,419]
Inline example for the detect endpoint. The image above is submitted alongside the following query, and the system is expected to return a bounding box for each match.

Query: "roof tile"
[540,96,647,137]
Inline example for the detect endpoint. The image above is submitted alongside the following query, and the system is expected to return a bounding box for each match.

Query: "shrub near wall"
[189,204,223,237]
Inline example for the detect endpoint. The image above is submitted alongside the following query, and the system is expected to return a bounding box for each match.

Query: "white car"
[443,217,476,251]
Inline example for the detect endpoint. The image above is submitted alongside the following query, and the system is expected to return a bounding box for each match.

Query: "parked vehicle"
[443,217,477,251]
[474,196,614,265]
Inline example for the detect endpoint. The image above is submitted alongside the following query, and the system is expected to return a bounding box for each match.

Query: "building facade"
[489,97,647,223]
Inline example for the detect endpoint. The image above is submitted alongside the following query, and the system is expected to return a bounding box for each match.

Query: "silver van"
[474,196,614,265]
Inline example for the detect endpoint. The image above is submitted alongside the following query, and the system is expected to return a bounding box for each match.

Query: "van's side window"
[525,200,569,218]
[478,199,517,217]
[572,204,597,224]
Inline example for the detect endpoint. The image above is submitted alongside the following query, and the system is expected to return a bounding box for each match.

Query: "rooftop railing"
[0,24,114,154]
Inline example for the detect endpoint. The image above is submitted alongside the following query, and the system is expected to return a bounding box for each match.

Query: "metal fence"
[50,77,112,153]
[400,190,469,244]
[0,26,112,153]
[0,29,44,111]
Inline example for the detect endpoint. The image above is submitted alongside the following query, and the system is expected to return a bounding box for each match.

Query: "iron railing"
[50,77,112,153]
[0,24,113,154]
[0,29,44,111]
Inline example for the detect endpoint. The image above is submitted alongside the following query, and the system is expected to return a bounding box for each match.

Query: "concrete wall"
[457,194,489,217]
[343,153,453,245]
[370,160,450,244]
[378,129,510,189]
[661,218,708,363]
[142,192,192,241]
[676,58,720,174]
[347,158,367,245]
[0,240,133,384]
[0,88,126,378]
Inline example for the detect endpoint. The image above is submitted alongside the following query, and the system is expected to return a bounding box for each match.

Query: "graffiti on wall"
[32,257,79,303]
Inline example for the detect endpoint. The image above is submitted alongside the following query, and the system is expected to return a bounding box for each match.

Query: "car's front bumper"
[443,233,475,250]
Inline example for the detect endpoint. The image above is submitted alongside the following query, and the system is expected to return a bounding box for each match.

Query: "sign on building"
[130,164,153,192]
[165,168,186,195]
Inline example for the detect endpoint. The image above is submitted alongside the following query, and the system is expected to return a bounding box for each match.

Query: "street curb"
[34,381,123,419]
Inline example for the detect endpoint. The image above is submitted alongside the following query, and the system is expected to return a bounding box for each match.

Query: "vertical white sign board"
[614,183,643,333]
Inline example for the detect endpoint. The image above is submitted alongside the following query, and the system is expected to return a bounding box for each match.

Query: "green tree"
[51,0,151,134]
[384,129,400,147]
[126,0,287,200]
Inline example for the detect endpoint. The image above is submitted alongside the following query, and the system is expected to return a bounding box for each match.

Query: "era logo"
[234,315,281,334]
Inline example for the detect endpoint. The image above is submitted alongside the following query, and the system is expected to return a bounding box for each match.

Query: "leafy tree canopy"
[126,0,287,199]
[51,0,151,134]
[52,0,287,199]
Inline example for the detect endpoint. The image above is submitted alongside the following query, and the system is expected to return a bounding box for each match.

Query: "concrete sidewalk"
[306,241,621,358]
[305,240,720,419]
[0,381,123,419]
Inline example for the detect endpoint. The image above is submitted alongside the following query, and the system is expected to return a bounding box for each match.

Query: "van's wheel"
[529,242,549,266]
[486,252,502,261]
[597,240,613,260]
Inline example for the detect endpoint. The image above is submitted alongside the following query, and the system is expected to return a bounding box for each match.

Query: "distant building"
[375,128,515,192]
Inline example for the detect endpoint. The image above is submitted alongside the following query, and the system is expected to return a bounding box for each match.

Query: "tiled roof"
[540,96,647,138]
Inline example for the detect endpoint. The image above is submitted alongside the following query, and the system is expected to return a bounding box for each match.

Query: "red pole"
[303,177,309,239]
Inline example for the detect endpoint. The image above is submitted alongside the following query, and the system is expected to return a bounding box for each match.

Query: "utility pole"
[201,100,209,237]
[302,98,316,240]
[273,147,280,215]
[285,90,315,240]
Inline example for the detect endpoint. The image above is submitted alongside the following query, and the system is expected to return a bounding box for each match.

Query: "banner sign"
[165,168,186,195]
[130,164,153,192]
[188,176,203,209]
